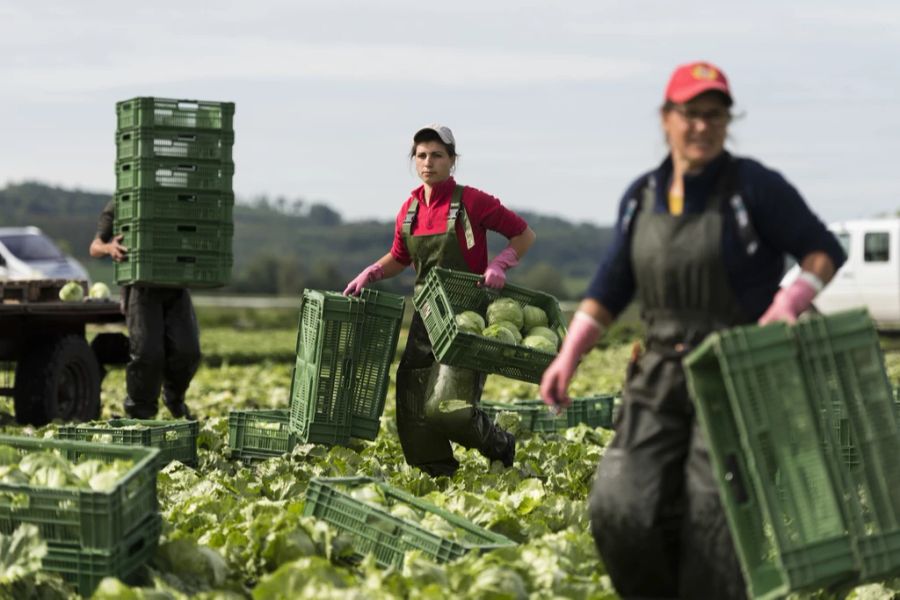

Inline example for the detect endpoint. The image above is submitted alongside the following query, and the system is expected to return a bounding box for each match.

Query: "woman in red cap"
[540,62,846,598]
[345,124,535,477]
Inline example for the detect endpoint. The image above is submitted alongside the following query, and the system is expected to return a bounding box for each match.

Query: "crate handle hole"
[175,165,197,173]
[176,256,197,264]
[434,295,448,320]
[176,134,197,142]
[177,225,197,233]
[176,194,197,203]
[176,100,200,111]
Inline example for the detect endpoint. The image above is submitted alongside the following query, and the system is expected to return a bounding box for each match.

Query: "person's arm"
[89,235,128,262]
[343,253,408,296]
[759,251,836,325]
[482,226,536,288]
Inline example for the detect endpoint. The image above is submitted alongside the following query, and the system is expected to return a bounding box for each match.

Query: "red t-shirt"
[390,177,528,274]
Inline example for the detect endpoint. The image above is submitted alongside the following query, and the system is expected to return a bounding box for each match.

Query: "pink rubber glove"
[343,263,384,296]
[758,273,820,325]
[540,311,603,410]
[482,247,519,289]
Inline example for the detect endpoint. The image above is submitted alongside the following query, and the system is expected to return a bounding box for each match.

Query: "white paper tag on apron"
[463,212,476,249]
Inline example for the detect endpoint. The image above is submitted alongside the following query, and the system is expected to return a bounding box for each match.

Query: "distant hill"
[0,182,615,299]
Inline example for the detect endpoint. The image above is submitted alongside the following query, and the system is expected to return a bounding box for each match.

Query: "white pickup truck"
[784,218,900,329]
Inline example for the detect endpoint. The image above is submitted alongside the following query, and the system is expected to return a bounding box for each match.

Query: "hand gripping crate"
[115,189,234,223]
[58,418,199,467]
[117,97,234,131]
[289,289,404,445]
[116,157,234,192]
[115,249,232,288]
[289,291,364,445]
[482,395,615,432]
[117,128,234,161]
[116,218,234,254]
[350,289,405,440]
[228,409,295,461]
[412,267,567,383]
[42,511,161,596]
[0,435,159,551]
[793,309,900,583]
[684,323,857,600]
[304,476,516,567]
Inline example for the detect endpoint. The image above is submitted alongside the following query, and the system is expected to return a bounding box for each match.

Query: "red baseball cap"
[664,61,733,105]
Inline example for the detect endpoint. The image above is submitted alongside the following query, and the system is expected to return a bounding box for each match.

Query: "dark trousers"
[123,286,201,418]
[588,350,746,600]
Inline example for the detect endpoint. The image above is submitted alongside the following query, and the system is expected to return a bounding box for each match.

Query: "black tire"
[91,332,131,365]
[14,335,101,426]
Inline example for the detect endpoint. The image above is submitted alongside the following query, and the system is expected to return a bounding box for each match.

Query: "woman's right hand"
[343,263,384,296]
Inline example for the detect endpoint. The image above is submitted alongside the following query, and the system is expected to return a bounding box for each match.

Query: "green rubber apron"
[589,160,751,599]
[395,184,509,476]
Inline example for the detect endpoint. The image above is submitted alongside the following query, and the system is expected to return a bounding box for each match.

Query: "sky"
[0,1,898,227]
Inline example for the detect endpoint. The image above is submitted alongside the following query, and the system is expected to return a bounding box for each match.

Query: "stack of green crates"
[289,288,405,446]
[0,436,161,596]
[684,309,900,599]
[114,97,235,287]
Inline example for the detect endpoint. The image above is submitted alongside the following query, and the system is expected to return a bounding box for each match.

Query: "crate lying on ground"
[412,267,567,383]
[58,418,199,467]
[793,310,900,583]
[289,289,405,446]
[117,97,235,131]
[483,395,615,432]
[0,435,159,550]
[304,476,516,567]
[228,409,295,461]
[43,511,161,596]
[684,323,858,600]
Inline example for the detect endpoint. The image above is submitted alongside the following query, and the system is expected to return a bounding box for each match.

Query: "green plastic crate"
[684,323,857,600]
[57,418,198,467]
[117,218,234,254]
[350,289,405,440]
[116,128,234,161]
[115,189,234,223]
[793,310,900,582]
[412,267,567,383]
[228,409,295,461]
[483,395,615,432]
[289,290,364,445]
[117,97,234,131]
[42,512,161,596]
[115,249,232,288]
[116,158,234,192]
[0,435,159,551]
[304,476,516,567]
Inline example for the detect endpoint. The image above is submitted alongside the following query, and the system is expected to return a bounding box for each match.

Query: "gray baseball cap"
[414,123,455,146]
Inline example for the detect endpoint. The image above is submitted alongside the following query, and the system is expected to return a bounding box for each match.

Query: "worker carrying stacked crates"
[89,97,235,420]
[114,97,235,287]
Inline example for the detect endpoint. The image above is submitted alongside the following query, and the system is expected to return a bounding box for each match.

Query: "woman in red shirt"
[344,124,536,476]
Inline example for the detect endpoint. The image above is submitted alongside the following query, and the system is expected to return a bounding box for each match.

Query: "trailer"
[0,279,128,425]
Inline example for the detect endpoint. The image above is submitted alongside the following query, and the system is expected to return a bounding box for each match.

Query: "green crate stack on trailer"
[113,97,235,288]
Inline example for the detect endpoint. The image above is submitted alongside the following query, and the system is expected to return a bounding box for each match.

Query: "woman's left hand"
[481,247,519,289]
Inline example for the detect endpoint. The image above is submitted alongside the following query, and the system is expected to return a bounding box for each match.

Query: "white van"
[784,218,900,329]
[0,227,90,282]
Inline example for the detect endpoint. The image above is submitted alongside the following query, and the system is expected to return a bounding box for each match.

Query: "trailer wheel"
[14,335,101,426]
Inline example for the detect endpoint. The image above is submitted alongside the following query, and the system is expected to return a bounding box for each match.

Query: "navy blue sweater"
[586,152,847,321]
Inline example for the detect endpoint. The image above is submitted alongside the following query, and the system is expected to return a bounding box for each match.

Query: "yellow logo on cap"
[691,65,718,80]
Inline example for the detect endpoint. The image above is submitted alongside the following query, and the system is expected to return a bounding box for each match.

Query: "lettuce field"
[1,321,900,599]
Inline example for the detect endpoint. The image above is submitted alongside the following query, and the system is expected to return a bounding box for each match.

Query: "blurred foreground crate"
[684,309,900,599]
